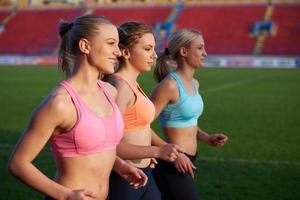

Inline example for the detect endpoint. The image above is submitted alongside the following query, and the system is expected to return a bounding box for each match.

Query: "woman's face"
[128,33,157,72]
[186,35,207,68]
[88,23,121,74]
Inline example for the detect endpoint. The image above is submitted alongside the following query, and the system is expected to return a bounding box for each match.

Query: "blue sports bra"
[159,72,204,128]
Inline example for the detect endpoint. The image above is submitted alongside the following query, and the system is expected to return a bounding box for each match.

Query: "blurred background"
[0,0,299,199]
[0,0,300,66]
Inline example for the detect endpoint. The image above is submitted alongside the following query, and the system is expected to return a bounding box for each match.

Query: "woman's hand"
[157,143,185,162]
[208,133,228,147]
[114,161,148,189]
[149,158,158,169]
[65,189,100,200]
[174,153,196,178]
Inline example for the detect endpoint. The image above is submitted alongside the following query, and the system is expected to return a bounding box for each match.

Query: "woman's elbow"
[8,156,21,177]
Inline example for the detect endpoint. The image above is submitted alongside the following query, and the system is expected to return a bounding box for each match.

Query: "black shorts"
[153,154,200,200]
[109,166,161,200]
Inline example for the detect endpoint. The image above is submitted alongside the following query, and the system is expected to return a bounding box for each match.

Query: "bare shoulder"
[40,86,74,117]
[28,85,76,132]
[155,75,178,94]
[151,74,179,104]
[108,75,132,95]
[107,75,135,110]
[151,74,180,113]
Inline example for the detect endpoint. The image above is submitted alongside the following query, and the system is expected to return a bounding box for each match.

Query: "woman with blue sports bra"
[151,29,229,200]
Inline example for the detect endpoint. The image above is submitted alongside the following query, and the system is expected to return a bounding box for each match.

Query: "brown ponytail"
[154,52,173,82]
[58,21,74,77]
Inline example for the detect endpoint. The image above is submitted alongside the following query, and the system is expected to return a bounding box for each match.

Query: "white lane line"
[198,156,300,166]
[202,73,284,94]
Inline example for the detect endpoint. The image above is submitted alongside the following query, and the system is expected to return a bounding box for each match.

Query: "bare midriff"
[122,125,152,168]
[54,150,116,200]
[163,126,198,156]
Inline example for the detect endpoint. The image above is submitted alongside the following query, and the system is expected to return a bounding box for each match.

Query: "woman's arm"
[150,77,178,119]
[193,79,228,146]
[8,93,99,200]
[8,95,74,199]
[196,127,228,147]
[116,139,162,159]
[150,128,166,147]
[116,138,183,162]
[113,157,148,189]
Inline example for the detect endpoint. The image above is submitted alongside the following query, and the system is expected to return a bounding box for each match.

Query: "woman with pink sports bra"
[107,22,184,200]
[8,15,147,200]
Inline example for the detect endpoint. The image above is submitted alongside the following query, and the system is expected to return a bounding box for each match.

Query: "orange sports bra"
[114,73,155,133]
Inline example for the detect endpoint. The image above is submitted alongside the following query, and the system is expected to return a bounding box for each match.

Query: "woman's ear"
[121,48,131,59]
[179,47,188,57]
[78,38,90,54]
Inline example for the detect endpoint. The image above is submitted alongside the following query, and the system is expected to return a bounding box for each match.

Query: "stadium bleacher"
[176,5,266,55]
[0,2,299,57]
[262,5,300,55]
[93,6,172,26]
[0,11,10,21]
[0,9,83,54]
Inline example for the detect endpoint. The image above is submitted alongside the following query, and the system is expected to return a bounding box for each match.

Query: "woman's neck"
[117,65,140,83]
[68,62,101,91]
[176,64,195,82]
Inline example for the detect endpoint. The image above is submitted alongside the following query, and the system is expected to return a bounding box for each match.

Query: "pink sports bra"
[50,80,124,157]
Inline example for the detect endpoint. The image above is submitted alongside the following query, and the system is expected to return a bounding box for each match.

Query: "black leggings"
[153,154,200,200]
[109,166,161,200]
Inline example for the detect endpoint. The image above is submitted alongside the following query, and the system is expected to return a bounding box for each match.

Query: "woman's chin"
[103,68,115,75]
[141,67,152,72]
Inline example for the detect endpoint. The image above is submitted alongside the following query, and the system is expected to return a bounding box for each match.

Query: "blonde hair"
[58,14,113,77]
[154,29,202,82]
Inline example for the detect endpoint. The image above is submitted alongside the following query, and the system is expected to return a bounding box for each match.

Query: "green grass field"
[1,66,300,200]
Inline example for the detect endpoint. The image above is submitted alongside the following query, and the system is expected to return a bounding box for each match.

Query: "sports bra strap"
[170,72,186,97]
[60,81,81,106]
[192,79,199,94]
[59,81,83,120]
[170,72,198,96]
[97,80,117,110]
[113,73,145,97]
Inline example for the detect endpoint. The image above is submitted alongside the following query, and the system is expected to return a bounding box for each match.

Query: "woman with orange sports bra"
[107,22,184,200]
[8,15,147,200]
